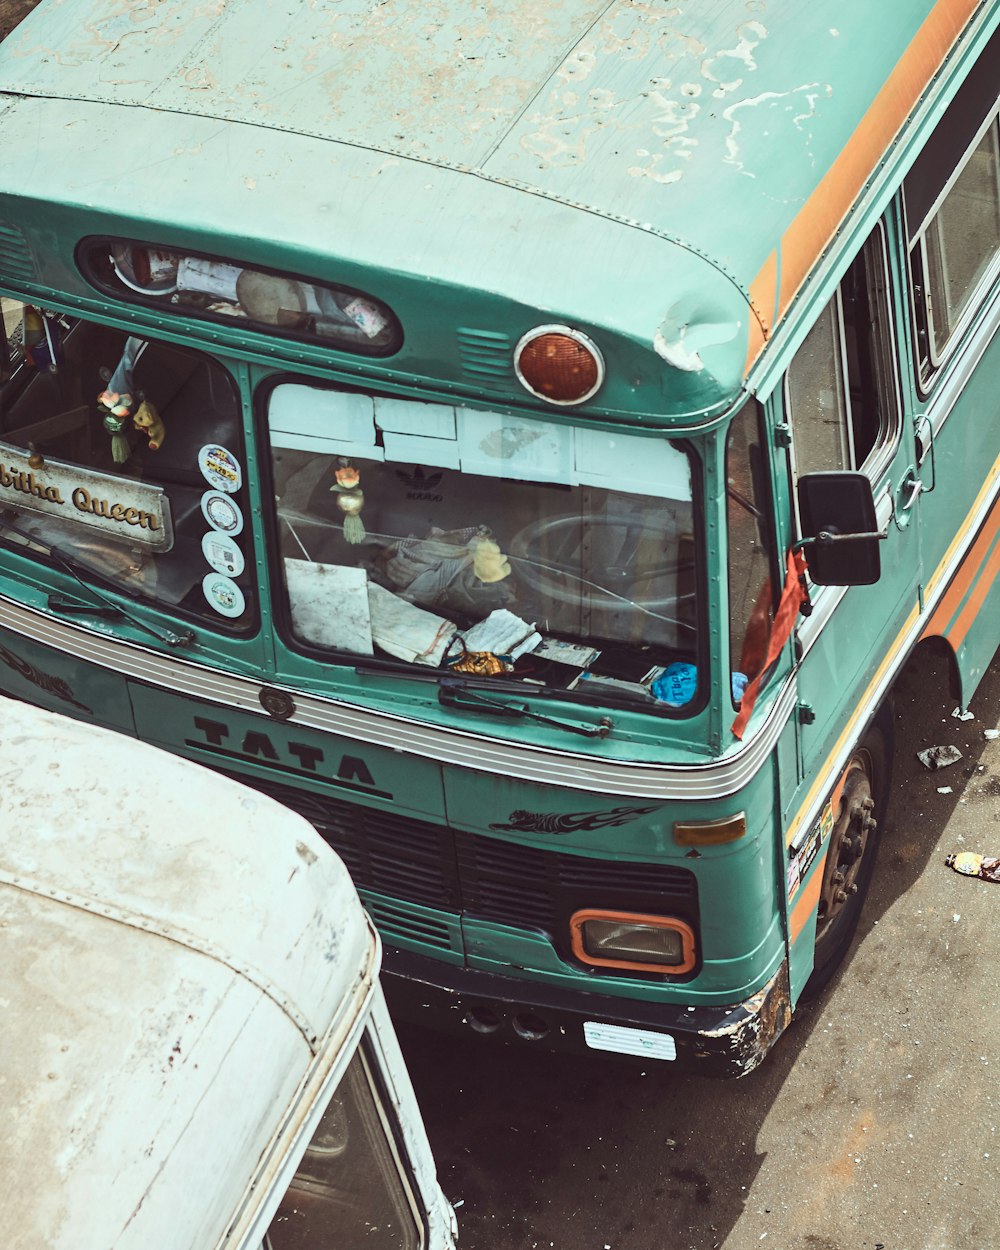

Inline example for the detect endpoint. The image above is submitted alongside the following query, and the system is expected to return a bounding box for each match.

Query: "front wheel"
[802,710,893,999]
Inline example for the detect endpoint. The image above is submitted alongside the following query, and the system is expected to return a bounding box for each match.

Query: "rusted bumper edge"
[690,964,792,1077]
[383,951,792,1079]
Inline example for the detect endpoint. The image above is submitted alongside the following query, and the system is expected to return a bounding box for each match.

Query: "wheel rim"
[815,753,877,944]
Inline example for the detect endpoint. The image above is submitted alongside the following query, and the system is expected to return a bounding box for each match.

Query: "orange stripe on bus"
[923,498,1000,639]
[746,0,980,364]
[923,460,1000,604]
[789,855,826,944]
[949,540,1000,648]
[745,249,778,372]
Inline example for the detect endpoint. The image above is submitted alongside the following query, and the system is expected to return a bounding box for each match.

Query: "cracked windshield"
[269,383,700,708]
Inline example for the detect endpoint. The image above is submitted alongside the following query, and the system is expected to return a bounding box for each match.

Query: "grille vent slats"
[363,896,455,951]
[223,771,698,948]
[0,222,36,283]
[457,327,514,382]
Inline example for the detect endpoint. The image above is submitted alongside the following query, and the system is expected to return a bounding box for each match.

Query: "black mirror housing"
[796,471,882,586]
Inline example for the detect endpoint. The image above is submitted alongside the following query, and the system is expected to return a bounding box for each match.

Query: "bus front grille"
[225,773,698,947]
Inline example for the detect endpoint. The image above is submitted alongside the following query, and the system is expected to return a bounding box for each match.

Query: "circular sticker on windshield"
[202,573,246,618]
[198,444,243,493]
[201,490,244,536]
[201,531,245,578]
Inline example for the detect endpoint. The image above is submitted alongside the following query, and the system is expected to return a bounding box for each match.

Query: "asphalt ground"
[0,0,34,40]
[399,646,999,1250]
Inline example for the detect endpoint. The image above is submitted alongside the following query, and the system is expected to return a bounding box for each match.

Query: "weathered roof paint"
[0,0,989,404]
[747,0,983,369]
[0,696,375,1250]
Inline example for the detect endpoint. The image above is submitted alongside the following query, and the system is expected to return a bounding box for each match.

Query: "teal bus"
[0,0,997,1075]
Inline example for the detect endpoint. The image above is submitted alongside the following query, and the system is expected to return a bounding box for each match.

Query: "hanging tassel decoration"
[103,412,132,464]
[330,462,366,544]
[337,489,366,543]
[96,337,148,463]
[98,391,135,463]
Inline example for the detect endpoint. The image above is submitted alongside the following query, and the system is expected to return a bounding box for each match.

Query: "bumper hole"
[512,1012,550,1041]
[465,1006,503,1034]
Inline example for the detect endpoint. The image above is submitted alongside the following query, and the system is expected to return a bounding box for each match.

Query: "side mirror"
[796,471,883,586]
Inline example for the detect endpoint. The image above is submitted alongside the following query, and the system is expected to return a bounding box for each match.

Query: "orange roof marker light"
[514,325,605,405]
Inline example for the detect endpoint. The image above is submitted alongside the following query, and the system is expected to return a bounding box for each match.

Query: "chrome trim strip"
[0,593,798,800]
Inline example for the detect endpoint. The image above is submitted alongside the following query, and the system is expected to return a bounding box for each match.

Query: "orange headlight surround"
[569,909,698,975]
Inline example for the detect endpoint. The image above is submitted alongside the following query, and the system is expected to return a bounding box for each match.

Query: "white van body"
[0,696,457,1250]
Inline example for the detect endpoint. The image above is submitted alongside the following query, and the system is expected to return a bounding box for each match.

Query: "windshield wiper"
[438,677,612,739]
[0,515,195,648]
[47,593,124,620]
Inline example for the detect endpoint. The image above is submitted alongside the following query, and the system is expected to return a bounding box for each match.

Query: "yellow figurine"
[133,400,166,451]
[469,534,511,583]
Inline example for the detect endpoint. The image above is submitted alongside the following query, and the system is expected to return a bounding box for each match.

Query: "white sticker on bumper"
[583,1021,677,1060]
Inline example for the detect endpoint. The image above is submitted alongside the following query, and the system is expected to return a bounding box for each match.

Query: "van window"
[267,1045,421,1249]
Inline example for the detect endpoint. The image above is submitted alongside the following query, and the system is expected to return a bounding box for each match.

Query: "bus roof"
[0,697,375,1250]
[0,0,989,405]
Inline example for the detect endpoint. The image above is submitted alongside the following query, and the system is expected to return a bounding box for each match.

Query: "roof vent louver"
[457,327,514,384]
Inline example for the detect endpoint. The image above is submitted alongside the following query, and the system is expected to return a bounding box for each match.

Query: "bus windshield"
[0,306,254,631]
[268,380,700,705]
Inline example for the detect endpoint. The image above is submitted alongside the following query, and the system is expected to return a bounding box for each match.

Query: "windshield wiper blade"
[47,592,124,620]
[438,678,612,739]
[0,514,195,648]
[47,544,196,648]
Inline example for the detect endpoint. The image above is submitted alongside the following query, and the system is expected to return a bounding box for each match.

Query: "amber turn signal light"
[673,812,747,846]
[514,325,604,405]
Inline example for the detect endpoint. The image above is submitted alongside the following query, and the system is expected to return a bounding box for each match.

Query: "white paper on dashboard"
[367,583,457,666]
[451,609,541,659]
[283,559,374,655]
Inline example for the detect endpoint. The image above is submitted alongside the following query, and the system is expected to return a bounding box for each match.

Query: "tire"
[801,707,893,999]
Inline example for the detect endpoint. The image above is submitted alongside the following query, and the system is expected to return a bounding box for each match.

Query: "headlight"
[570,909,697,974]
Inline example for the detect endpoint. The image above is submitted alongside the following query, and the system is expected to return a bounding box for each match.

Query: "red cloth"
[731,550,809,740]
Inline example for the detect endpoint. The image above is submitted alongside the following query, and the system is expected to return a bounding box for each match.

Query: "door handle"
[901,471,923,511]
[892,468,922,530]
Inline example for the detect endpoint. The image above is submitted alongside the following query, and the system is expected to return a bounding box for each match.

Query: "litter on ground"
[945,852,1000,883]
[917,745,964,769]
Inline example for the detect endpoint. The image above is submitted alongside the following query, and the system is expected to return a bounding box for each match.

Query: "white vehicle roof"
[0,697,377,1250]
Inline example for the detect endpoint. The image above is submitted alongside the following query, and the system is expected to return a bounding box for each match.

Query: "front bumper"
[383,949,791,1078]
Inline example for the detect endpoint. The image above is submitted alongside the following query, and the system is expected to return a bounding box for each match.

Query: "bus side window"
[726,399,773,701]
[903,26,1000,384]
[786,227,899,488]
[906,120,1000,378]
